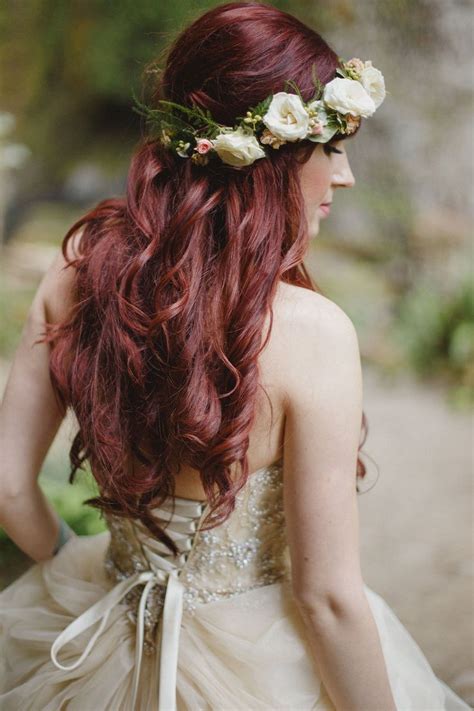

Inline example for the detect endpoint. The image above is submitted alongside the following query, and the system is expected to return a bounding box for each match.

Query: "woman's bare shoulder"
[273,281,355,334]
[269,282,360,405]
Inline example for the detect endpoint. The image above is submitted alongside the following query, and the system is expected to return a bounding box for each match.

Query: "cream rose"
[359,61,386,109]
[323,77,376,118]
[212,127,266,167]
[262,92,310,141]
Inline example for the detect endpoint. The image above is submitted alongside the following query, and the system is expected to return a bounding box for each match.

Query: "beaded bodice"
[103,459,290,653]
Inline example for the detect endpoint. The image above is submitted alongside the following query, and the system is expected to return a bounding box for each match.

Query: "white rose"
[323,77,376,118]
[306,100,339,143]
[212,127,266,167]
[359,63,386,109]
[262,92,310,141]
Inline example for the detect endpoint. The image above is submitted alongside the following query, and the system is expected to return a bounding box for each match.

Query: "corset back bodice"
[103,458,290,652]
[50,459,289,711]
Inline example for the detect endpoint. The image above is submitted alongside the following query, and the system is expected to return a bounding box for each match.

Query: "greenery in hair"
[283,79,304,103]
[310,62,324,101]
[131,87,223,145]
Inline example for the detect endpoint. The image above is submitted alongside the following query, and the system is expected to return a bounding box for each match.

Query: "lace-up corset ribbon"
[50,496,207,711]
[50,461,288,711]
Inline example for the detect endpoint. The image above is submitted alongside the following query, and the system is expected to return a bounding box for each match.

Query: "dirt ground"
[1,360,472,705]
[358,366,473,705]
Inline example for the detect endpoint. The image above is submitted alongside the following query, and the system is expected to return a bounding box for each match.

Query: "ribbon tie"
[50,497,206,710]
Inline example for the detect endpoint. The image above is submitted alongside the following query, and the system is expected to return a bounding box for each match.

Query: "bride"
[0,2,470,709]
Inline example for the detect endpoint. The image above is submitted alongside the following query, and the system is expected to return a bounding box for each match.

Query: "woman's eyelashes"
[323,144,343,155]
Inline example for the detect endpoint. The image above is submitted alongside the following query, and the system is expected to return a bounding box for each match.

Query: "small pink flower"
[346,57,365,75]
[259,128,286,149]
[344,115,361,134]
[195,138,213,154]
[310,122,324,135]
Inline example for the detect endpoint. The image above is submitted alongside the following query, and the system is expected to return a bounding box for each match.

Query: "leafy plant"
[0,470,107,545]
[41,474,107,536]
[393,276,474,406]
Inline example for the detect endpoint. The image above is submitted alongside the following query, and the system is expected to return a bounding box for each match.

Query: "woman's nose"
[332,156,355,188]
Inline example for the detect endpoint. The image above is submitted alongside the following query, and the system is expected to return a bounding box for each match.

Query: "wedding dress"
[0,459,470,710]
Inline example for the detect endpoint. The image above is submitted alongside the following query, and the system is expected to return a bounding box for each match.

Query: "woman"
[0,2,469,709]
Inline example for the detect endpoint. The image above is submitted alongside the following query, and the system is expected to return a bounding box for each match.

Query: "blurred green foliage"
[393,276,474,407]
[0,466,105,590]
[0,1,210,177]
[42,466,107,536]
[0,464,106,548]
[0,0,337,179]
[0,280,37,356]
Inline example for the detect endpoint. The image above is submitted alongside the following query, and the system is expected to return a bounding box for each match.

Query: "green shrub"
[41,471,108,536]
[0,469,106,544]
[0,280,37,358]
[393,276,474,406]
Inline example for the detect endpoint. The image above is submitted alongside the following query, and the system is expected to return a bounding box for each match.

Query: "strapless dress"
[0,460,470,710]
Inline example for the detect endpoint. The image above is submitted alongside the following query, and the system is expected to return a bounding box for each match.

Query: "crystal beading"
[103,460,289,653]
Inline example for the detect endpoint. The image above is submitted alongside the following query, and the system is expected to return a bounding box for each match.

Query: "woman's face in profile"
[299,140,356,238]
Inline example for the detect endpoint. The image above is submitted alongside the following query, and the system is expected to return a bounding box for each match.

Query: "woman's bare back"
[141,281,328,502]
[133,281,295,502]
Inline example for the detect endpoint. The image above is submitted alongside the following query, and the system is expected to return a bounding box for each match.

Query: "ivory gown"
[0,460,470,710]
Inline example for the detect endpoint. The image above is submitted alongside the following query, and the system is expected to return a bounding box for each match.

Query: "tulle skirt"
[0,532,470,710]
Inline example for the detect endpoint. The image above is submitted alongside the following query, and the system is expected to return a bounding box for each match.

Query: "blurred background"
[0,0,472,703]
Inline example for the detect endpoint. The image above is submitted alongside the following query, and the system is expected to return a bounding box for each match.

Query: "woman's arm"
[281,291,397,711]
[0,233,81,562]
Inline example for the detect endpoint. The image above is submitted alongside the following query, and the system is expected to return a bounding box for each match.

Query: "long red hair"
[40,1,368,555]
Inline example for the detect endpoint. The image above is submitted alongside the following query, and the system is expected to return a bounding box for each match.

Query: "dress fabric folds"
[0,460,470,711]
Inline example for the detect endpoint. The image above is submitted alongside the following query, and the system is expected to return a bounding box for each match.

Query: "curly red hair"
[39,1,368,555]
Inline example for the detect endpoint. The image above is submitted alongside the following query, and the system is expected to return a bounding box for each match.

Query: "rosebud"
[344,115,361,134]
[310,122,324,135]
[345,57,365,79]
[195,138,213,154]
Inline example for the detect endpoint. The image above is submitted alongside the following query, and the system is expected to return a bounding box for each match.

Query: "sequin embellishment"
[103,460,289,653]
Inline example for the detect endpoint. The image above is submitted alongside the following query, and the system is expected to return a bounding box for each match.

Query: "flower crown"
[131,57,386,168]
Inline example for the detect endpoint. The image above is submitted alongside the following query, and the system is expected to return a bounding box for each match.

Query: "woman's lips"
[318,203,331,217]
